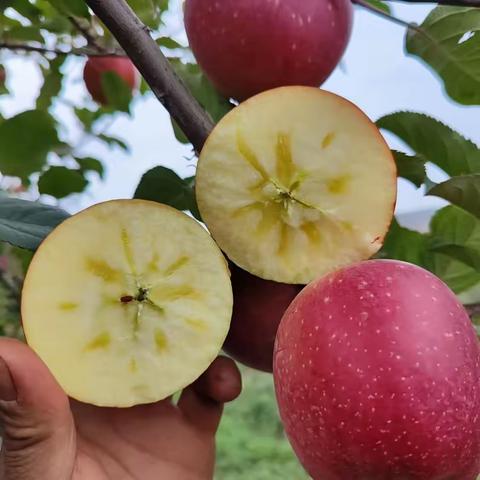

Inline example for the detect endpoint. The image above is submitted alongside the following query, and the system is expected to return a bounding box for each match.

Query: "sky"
[1,1,479,221]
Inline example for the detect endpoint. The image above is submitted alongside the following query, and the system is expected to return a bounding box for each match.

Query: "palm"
[0,340,241,480]
[72,400,215,480]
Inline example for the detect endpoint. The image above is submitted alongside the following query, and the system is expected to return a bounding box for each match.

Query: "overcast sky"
[1,1,479,218]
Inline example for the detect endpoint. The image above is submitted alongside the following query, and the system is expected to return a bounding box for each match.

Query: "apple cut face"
[196,86,397,284]
[21,200,232,407]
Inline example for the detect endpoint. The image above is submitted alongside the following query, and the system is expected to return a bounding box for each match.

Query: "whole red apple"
[83,56,138,105]
[274,260,480,480]
[223,264,302,372]
[184,0,353,100]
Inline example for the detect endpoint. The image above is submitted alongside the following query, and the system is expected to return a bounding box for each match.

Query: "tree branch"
[466,304,480,318]
[0,42,119,57]
[84,0,214,153]
[68,16,109,53]
[352,0,426,35]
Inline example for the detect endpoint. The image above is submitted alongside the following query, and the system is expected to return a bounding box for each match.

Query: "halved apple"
[21,200,232,407]
[196,86,397,284]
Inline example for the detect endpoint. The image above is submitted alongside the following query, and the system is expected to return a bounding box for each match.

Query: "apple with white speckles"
[223,263,303,372]
[274,260,480,479]
[184,0,353,100]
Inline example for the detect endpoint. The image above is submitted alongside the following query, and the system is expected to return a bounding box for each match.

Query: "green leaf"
[427,206,480,287]
[47,0,90,18]
[98,134,129,152]
[377,218,428,267]
[406,7,480,106]
[393,150,426,187]
[75,157,104,178]
[427,175,480,219]
[74,107,105,132]
[377,112,480,176]
[0,197,69,250]
[362,0,391,14]
[36,56,65,111]
[127,0,162,28]
[0,110,60,180]
[4,25,43,42]
[170,60,232,144]
[10,0,42,21]
[156,37,185,49]
[101,71,133,113]
[134,166,201,220]
[38,166,88,198]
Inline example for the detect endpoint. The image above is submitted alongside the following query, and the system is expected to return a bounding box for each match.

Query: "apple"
[0,65,5,87]
[83,56,138,105]
[196,86,397,285]
[21,200,232,407]
[223,263,303,372]
[184,0,353,101]
[274,260,480,480]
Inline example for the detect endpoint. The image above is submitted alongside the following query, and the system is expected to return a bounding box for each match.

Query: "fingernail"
[0,357,17,401]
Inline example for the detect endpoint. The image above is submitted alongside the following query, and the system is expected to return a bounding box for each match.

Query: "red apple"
[184,0,353,100]
[83,56,138,105]
[223,264,303,372]
[274,260,480,480]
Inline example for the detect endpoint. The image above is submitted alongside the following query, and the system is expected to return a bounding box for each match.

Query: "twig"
[68,16,108,53]
[466,304,480,318]
[386,0,480,6]
[84,0,214,153]
[0,42,120,57]
[352,0,426,35]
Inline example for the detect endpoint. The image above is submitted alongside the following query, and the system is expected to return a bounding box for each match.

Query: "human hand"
[0,338,242,480]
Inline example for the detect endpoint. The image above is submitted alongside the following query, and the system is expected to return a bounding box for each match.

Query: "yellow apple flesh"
[196,86,397,284]
[21,200,232,407]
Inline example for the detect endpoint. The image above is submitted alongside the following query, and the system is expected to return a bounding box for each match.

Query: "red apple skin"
[184,0,353,101]
[274,260,480,480]
[223,264,303,372]
[83,56,137,105]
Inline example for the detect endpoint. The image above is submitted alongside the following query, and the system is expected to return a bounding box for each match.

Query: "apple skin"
[184,0,353,100]
[274,260,480,480]
[223,263,303,372]
[0,65,5,86]
[83,56,138,105]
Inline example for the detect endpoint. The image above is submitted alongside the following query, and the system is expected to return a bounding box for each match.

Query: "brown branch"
[352,0,426,35]
[68,16,109,53]
[84,0,214,153]
[0,42,119,57]
[466,304,480,318]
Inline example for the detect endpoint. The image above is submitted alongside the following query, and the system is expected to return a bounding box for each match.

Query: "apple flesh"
[223,263,303,372]
[83,56,138,105]
[196,86,397,284]
[184,0,353,101]
[274,260,480,480]
[21,200,232,407]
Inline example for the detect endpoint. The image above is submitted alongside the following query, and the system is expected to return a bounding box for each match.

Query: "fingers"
[0,338,75,480]
[178,356,242,433]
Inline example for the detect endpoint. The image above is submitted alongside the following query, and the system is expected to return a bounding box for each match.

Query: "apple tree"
[0,0,479,477]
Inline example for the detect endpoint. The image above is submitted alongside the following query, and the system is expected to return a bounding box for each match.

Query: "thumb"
[0,338,76,480]
[178,356,242,433]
